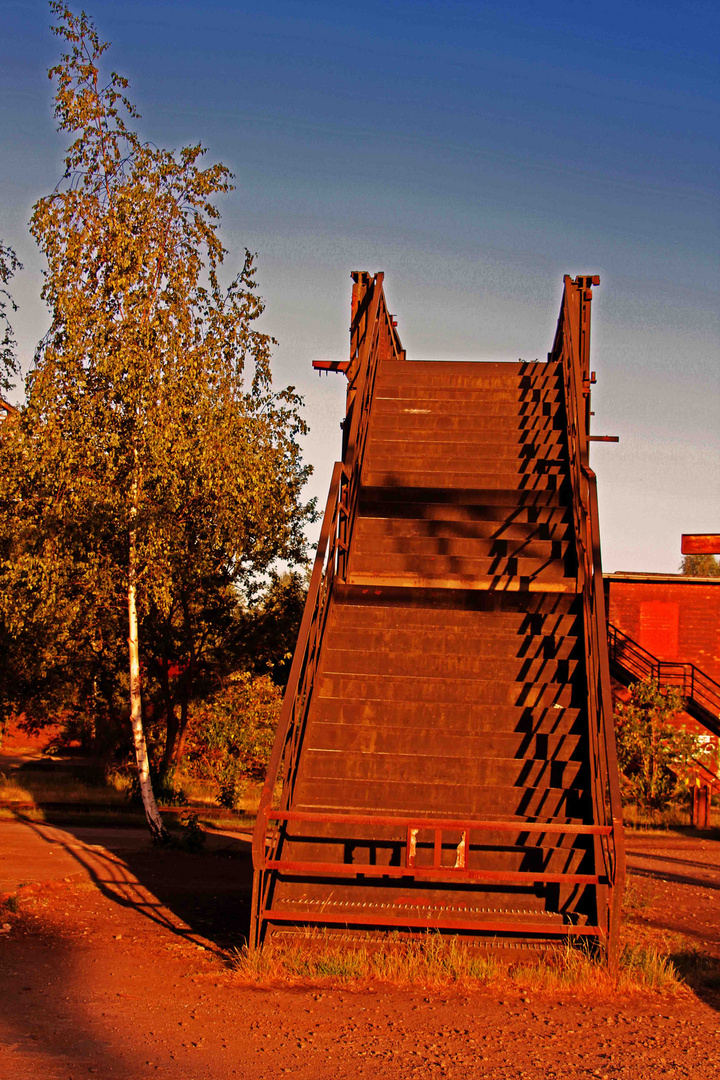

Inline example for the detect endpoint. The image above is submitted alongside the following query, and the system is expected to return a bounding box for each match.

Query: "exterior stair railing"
[608,623,720,739]
[251,272,402,945]
[251,273,627,969]
[549,275,626,973]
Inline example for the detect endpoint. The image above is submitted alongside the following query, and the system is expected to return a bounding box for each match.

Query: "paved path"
[0,818,252,894]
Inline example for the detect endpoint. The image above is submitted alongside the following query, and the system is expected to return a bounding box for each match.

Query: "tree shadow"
[11,811,254,955]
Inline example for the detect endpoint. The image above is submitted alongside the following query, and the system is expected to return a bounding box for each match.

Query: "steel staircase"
[252,272,625,968]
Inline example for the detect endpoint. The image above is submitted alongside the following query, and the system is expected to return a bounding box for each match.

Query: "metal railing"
[608,623,720,737]
[549,275,626,973]
[250,273,404,945]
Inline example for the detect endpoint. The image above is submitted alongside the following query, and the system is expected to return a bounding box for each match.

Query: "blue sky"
[2,0,718,570]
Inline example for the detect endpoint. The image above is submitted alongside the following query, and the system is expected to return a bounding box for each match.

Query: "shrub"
[614,678,701,810]
[184,672,280,809]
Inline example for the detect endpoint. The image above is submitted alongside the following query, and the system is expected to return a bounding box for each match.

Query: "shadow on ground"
[10,810,255,955]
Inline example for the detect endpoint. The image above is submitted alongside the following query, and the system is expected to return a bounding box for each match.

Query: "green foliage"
[184,672,280,809]
[614,678,701,809]
[234,571,307,687]
[680,554,720,577]
[1,893,20,914]
[0,6,313,771]
[177,810,206,853]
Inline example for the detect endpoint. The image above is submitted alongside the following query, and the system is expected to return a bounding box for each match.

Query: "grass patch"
[622,802,720,831]
[1,892,20,914]
[231,930,686,994]
[0,774,126,806]
[0,762,264,820]
[621,878,655,919]
[617,940,681,991]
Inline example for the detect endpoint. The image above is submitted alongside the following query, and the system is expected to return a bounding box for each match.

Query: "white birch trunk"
[128,524,168,844]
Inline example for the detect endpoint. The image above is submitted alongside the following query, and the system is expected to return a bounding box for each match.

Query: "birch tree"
[0,240,21,403]
[19,4,312,841]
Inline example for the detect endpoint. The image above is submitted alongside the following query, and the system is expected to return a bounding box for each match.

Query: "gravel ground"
[1,818,719,1079]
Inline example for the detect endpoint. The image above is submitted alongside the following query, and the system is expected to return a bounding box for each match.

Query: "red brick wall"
[606,578,720,682]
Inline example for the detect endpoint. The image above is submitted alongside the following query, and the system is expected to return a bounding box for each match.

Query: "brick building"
[604,572,720,681]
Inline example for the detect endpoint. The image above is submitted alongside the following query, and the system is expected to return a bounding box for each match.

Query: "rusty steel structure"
[251,272,626,969]
[681,535,720,556]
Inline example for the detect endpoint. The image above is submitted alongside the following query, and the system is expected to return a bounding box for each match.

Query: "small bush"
[617,941,680,991]
[177,811,205,853]
[614,678,701,810]
[184,672,280,808]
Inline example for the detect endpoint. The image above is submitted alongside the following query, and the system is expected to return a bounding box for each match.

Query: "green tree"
[0,241,23,737]
[234,570,308,688]
[142,568,307,777]
[614,678,701,810]
[184,671,281,810]
[2,5,313,840]
[680,554,720,577]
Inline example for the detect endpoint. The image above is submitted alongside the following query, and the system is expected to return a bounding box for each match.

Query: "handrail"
[338,272,405,569]
[250,272,404,946]
[250,461,344,943]
[608,622,720,735]
[549,275,626,972]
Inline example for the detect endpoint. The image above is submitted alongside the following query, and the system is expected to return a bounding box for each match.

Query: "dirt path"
[1,818,719,1079]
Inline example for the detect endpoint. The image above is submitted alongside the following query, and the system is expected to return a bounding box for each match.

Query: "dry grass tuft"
[623,804,720,831]
[231,930,686,995]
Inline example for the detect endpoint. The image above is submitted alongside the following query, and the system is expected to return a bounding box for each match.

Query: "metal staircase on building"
[251,272,625,969]
[608,623,720,739]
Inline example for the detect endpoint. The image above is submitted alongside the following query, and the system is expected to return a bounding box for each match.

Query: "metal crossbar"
[263,810,610,886]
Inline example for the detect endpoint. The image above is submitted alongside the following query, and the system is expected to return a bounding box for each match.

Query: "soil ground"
[1,815,719,1080]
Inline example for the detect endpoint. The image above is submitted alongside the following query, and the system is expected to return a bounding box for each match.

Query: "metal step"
[293,776,590,818]
[317,673,578,709]
[353,514,571,544]
[323,627,579,660]
[373,386,563,405]
[310,699,585,735]
[362,469,567,491]
[350,527,570,563]
[307,724,585,761]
